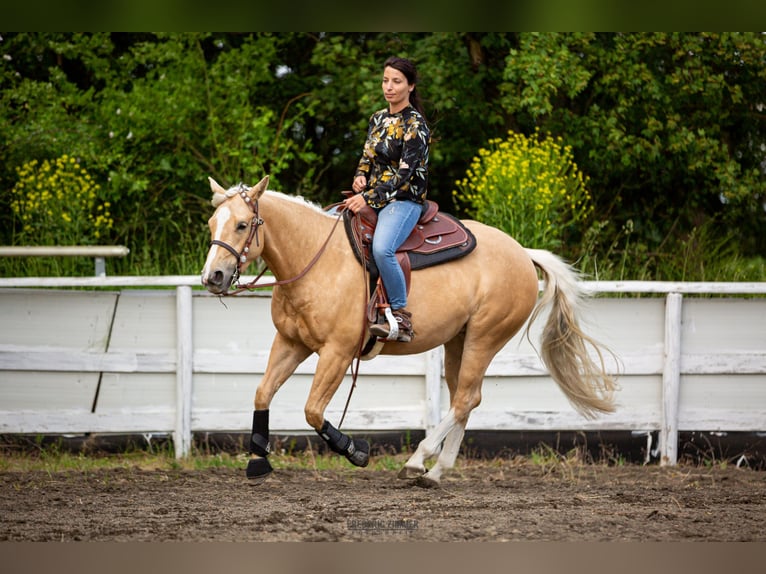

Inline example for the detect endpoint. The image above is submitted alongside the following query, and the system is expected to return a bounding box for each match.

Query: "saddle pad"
[341,208,477,272]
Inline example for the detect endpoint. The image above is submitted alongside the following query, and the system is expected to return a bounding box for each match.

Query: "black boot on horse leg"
[317,420,370,467]
[246,409,273,483]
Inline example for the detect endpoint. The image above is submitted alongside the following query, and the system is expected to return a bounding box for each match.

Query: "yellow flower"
[11,155,109,245]
[452,129,592,250]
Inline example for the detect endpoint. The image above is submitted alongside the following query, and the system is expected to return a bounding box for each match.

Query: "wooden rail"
[0,245,129,277]
[0,276,764,463]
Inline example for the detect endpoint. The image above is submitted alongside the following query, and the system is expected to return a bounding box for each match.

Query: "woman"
[344,56,430,343]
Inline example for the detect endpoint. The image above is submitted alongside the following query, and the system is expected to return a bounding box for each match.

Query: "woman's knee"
[372,241,396,261]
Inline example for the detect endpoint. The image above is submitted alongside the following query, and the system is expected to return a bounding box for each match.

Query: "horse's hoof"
[246,456,273,484]
[397,464,426,480]
[415,474,440,489]
[247,474,271,486]
[346,438,370,467]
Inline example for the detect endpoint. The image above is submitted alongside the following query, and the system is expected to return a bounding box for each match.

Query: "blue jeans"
[372,200,423,310]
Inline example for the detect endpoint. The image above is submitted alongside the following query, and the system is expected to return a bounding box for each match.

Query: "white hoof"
[397,464,426,479]
[415,473,440,489]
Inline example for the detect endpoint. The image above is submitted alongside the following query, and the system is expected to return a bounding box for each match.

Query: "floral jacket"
[354,106,430,208]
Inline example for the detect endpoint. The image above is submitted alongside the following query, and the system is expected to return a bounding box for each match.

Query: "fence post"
[424,346,443,435]
[660,292,683,466]
[174,286,193,458]
[94,257,106,277]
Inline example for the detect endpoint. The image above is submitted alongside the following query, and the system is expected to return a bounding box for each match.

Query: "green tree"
[500,32,766,262]
[1,33,322,273]
[1,33,763,280]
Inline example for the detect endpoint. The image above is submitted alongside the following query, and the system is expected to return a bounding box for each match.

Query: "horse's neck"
[259,192,342,281]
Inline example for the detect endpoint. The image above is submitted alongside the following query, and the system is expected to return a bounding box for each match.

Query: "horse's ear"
[208,177,227,195]
[249,175,269,200]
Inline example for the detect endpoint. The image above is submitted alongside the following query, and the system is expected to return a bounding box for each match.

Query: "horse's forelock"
[211,187,241,208]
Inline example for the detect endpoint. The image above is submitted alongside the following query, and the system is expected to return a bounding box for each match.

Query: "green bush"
[11,155,113,244]
[453,129,593,252]
[7,156,114,276]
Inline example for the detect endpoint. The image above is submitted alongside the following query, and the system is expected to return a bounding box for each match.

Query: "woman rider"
[343,56,430,343]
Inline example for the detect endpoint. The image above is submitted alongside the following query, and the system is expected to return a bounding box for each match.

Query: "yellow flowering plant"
[453,130,593,251]
[10,156,113,246]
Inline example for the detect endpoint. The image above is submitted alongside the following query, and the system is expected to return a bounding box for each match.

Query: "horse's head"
[201,175,269,294]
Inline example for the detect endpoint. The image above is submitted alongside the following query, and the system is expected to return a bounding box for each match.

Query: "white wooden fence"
[0,245,129,277]
[0,276,764,465]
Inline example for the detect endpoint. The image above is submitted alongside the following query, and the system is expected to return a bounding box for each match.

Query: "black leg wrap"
[250,409,270,457]
[246,456,273,481]
[347,437,370,467]
[317,420,370,467]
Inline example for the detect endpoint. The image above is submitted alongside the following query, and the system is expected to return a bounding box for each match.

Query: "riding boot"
[393,308,414,342]
[369,308,414,342]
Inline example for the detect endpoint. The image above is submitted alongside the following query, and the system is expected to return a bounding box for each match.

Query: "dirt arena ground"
[2,457,765,542]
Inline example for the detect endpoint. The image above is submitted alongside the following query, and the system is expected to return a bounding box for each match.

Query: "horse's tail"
[524,248,617,419]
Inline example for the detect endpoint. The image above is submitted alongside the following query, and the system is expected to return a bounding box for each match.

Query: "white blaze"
[201,206,231,279]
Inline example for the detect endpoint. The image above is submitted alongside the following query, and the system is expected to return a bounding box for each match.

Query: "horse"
[201,175,617,487]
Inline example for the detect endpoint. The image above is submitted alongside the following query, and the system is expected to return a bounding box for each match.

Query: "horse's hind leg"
[418,421,466,487]
[405,335,492,487]
[399,407,461,480]
[399,335,464,480]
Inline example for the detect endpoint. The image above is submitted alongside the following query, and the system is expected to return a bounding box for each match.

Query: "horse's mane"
[211,185,333,218]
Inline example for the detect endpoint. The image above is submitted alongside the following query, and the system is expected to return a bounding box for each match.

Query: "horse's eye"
[236,221,249,232]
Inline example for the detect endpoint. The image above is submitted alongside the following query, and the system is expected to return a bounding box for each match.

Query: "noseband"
[209,183,264,286]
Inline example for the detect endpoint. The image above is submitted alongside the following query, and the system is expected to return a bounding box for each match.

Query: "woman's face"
[382,66,412,113]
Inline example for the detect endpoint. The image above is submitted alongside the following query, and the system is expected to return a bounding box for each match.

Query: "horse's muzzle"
[201,268,232,294]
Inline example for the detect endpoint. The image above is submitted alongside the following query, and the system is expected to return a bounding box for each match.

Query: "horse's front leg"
[247,333,312,484]
[305,347,370,468]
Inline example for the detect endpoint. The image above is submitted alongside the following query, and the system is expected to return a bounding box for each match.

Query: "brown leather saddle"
[325,196,477,325]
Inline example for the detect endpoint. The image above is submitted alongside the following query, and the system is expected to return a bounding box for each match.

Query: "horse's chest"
[272,293,321,347]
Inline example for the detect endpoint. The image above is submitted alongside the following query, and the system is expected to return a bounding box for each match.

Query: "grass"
[0,447,414,475]
[0,435,649,476]
[1,434,752,475]
[0,435,416,474]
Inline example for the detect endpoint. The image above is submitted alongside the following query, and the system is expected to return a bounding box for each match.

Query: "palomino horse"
[201,176,616,487]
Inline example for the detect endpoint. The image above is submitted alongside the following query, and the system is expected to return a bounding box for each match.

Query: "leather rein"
[209,184,344,295]
[209,185,366,428]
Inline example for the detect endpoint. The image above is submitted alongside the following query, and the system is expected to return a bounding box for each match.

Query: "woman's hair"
[384,56,426,120]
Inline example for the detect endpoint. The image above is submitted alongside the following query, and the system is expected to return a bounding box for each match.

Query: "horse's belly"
[398,224,538,351]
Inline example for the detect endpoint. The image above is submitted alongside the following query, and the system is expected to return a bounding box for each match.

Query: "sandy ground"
[2,459,765,542]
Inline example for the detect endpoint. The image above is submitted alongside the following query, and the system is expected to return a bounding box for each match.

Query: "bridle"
[209,183,265,290]
[209,183,343,295]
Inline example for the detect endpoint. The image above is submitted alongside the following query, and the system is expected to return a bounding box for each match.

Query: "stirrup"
[369,307,399,340]
[369,308,413,342]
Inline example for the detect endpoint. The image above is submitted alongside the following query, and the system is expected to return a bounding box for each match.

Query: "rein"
[211,185,344,296]
[227,212,344,295]
[339,229,372,429]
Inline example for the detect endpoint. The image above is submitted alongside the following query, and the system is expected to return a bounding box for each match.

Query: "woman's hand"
[343,193,367,214]
[352,175,367,193]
